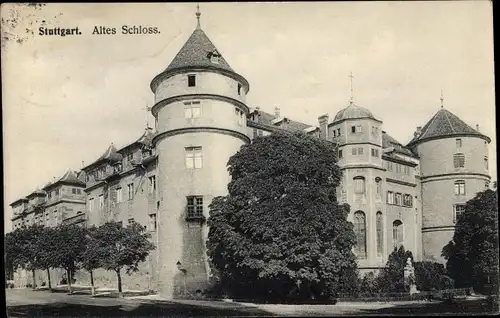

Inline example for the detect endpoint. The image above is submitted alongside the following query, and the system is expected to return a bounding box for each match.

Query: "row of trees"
[4,221,155,297]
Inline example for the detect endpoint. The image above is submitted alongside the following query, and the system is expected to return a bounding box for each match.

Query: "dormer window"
[188,75,196,87]
[207,50,221,64]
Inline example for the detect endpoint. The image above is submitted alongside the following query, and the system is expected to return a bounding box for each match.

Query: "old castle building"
[10,11,491,297]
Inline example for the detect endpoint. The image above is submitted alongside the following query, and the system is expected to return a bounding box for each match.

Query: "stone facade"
[9,15,492,296]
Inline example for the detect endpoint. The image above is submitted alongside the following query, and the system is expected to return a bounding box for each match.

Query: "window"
[453,204,466,223]
[128,218,135,225]
[338,149,343,159]
[48,192,52,199]
[116,187,123,203]
[185,146,203,169]
[127,183,134,200]
[351,126,356,133]
[88,198,94,211]
[393,220,404,248]
[235,108,244,126]
[77,189,82,194]
[403,194,413,207]
[337,128,340,136]
[127,152,134,163]
[72,188,76,194]
[453,153,465,168]
[387,161,393,171]
[352,147,357,156]
[353,177,366,195]
[238,83,242,95]
[356,125,362,133]
[332,130,336,138]
[387,191,394,204]
[456,138,462,148]
[395,193,402,205]
[404,166,410,175]
[149,213,157,231]
[187,196,204,219]
[184,101,201,119]
[149,176,156,193]
[485,157,489,170]
[188,75,196,87]
[371,148,379,157]
[253,128,258,139]
[258,130,263,137]
[454,180,466,195]
[358,147,363,155]
[99,195,104,208]
[396,164,402,173]
[376,212,383,257]
[353,211,367,259]
[375,177,382,200]
[55,189,59,196]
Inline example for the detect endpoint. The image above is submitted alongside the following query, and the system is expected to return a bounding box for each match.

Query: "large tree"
[81,225,102,296]
[442,189,498,294]
[92,221,155,297]
[207,132,358,301]
[51,224,88,294]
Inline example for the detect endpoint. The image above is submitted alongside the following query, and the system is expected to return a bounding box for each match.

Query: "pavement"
[6,288,499,317]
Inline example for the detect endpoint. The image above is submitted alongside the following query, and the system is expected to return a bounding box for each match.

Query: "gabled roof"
[26,188,46,198]
[98,143,123,162]
[10,197,28,207]
[382,131,417,158]
[248,109,313,133]
[407,108,490,147]
[165,28,234,73]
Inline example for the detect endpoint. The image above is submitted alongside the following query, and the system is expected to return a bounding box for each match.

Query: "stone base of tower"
[158,222,210,299]
[422,228,455,264]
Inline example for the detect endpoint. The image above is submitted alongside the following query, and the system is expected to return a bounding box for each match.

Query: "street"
[6,288,499,317]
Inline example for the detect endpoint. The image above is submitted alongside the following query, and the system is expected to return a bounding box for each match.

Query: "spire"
[349,72,355,105]
[440,90,444,108]
[195,3,201,29]
[143,104,152,128]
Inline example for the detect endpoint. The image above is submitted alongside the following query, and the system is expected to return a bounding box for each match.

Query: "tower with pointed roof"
[407,97,491,263]
[150,6,250,298]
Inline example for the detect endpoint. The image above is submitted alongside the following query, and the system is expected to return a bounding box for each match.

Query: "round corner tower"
[407,106,491,263]
[150,18,250,298]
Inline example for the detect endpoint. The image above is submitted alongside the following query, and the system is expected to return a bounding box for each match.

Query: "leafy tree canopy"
[207,132,358,301]
[376,246,413,293]
[442,189,499,293]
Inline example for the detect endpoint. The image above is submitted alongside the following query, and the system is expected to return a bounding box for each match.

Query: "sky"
[2,2,496,233]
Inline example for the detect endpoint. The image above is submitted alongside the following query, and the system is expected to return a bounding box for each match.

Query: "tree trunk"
[46,268,52,290]
[32,269,36,290]
[67,269,73,294]
[116,269,123,298]
[90,270,95,296]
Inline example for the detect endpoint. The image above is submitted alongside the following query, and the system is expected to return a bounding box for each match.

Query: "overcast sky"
[2,2,496,232]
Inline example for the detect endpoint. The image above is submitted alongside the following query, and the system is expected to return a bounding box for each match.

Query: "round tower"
[150,12,250,298]
[329,97,385,272]
[407,98,491,263]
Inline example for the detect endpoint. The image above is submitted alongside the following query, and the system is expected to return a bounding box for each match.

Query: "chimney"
[274,106,280,118]
[318,114,329,140]
[476,124,480,132]
[414,126,422,138]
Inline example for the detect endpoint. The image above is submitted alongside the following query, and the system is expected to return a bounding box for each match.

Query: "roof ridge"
[443,109,456,133]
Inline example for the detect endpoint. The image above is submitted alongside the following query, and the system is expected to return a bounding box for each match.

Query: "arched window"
[375,177,382,200]
[376,212,383,256]
[392,220,404,249]
[454,180,466,195]
[354,211,367,259]
[353,177,366,195]
[453,153,465,168]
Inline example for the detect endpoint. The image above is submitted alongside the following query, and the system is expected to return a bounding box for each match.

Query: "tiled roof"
[98,143,123,162]
[57,170,86,186]
[333,102,378,123]
[407,108,490,146]
[248,109,313,132]
[165,28,234,73]
[382,132,416,157]
[27,188,46,197]
[135,128,156,147]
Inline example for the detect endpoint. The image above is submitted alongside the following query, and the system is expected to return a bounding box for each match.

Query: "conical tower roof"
[57,170,85,186]
[165,28,234,73]
[407,108,490,147]
[97,143,123,162]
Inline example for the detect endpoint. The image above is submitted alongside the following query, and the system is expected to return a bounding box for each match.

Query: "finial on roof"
[349,72,355,105]
[196,3,201,29]
[440,90,444,108]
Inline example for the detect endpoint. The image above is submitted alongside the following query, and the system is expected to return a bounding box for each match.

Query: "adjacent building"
[9,11,492,297]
